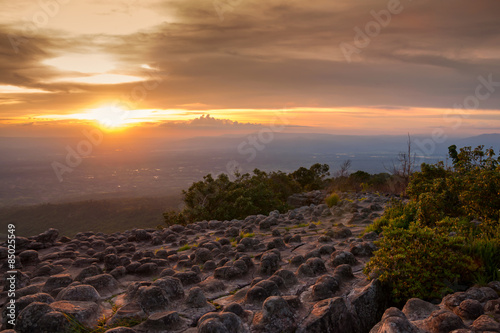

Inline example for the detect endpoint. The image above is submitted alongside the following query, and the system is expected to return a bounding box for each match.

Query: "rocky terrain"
[1,191,499,333]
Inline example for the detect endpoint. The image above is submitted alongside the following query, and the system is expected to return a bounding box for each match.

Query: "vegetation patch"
[325,193,340,207]
[365,145,500,304]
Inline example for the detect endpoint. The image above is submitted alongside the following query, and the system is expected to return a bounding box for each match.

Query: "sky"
[1,0,500,137]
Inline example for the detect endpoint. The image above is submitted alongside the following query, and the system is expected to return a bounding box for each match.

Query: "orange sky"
[1,0,500,137]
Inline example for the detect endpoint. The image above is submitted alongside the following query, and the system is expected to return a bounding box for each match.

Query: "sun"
[88,105,130,130]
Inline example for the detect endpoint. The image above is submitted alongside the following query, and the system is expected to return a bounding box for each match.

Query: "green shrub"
[164,164,332,225]
[364,224,478,303]
[463,224,500,283]
[364,199,418,234]
[325,193,340,207]
[365,145,500,305]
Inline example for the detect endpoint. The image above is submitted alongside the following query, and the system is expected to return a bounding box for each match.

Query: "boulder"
[421,309,466,333]
[198,312,248,333]
[350,279,388,333]
[312,275,340,301]
[370,307,420,333]
[297,297,360,333]
[331,251,357,267]
[260,251,280,275]
[252,296,296,333]
[152,277,185,300]
[471,314,500,331]
[15,302,53,333]
[402,298,439,321]
[50,300,100,328]
[82,274,119,296]
[453,299,484,320]
[42,274,73,295]
[186,287,208,308]
[56,284,101,302]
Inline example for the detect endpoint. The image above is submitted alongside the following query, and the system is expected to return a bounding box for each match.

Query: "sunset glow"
[1,0,499,137]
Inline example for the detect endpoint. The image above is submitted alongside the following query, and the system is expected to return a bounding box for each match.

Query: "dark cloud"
[2,0,500,119]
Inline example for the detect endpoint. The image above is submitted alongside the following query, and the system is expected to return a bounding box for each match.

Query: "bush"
[364,199,418,234]
[364,224,478,303]
[365,144,500,304]
[164,164,330,225]
[407,145,500,225]
[325,193,340,207]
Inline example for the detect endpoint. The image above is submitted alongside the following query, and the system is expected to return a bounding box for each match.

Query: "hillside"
[0,195,181,238]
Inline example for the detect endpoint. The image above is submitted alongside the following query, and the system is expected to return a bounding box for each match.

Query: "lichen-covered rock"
[485,298,500,314]
[312,275,340,301]
[350,279,388,333]
[245,280,281,304]
[198,312,248,333]
[223,303,245,317]
[186,287,208,308]
[15,302,53,333]
[135,262,158,276]
[267,238,287,250]
[50,300,100,328]
[42,274,73,295]
[471,314,500,331]
[290,255,305,267]
[35,311,71,333]
[137,286,170,314]
[152,276,185,300]
[194,247,213,264]
[421,309,466,333]
[453,299,484,320]
[16,293,54,314]
[330,226,352,239]
[297,257,327,277]
[82,274,119,296]
[252,296,296,333]
[370,307,420,333]
[75,265,103,281]
[296,297,359,333]
[19,250,39,265]
[259,251,280,275]
[35,228,59,244]
[402,298,439,321]
[56,284,101,302]
[272,269,298,288]
[173,271,201,286]
[349,242,376,257]
[330,251,357,267]
[333,264,354,281]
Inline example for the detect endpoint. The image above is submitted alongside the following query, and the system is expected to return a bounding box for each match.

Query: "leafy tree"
[290,163,330,191]
[164,166,316,225]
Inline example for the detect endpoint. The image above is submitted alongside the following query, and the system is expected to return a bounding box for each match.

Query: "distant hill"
[0,195,181,238]
[455,133,500,151]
